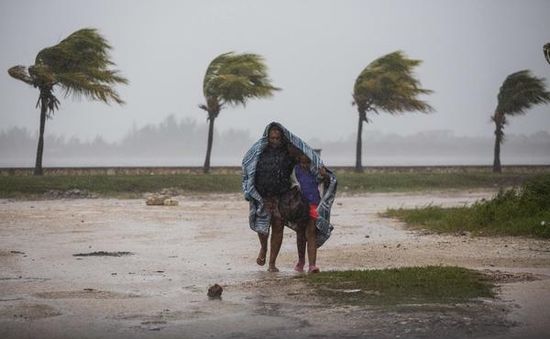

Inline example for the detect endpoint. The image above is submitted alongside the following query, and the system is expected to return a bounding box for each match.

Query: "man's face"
[268,129,282,148]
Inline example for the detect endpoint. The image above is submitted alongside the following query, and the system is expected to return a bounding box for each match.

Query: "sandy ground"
[0,191,549,339]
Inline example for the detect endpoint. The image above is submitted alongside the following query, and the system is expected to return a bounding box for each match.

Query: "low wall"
[1,165,549,176]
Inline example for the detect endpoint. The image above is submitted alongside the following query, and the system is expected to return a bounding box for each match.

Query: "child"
[293,153,324,273]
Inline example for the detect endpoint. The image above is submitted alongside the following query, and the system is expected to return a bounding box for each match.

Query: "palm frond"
[36,91,60,118]
[203,52,234,98]
[7,65,34,85]
[544,43,550,65]
[353,50,433,115]
[496,70,550,116]
[35,28,127,104]
[202,51,280,110]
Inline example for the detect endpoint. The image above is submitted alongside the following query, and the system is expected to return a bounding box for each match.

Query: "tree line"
[8,28,550,175]
[3,119,549,167]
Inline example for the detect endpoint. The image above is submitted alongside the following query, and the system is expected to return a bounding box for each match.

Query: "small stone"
[207,284,223,298]
[146,194,172,206]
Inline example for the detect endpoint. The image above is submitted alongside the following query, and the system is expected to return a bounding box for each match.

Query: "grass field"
[301,266,495,305]
[0,171,543,198]
[384,175,550,238]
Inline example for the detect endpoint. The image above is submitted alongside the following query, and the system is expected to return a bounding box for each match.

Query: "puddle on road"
[33,289,140,299]
[73,251,134,257]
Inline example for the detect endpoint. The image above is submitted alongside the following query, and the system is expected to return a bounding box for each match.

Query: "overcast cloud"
[1,0,549,147]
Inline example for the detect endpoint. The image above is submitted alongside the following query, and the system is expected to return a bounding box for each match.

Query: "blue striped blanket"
[241,122,337,247]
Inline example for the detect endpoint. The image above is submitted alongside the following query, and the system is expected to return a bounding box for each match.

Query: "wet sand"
[0,191,549,338]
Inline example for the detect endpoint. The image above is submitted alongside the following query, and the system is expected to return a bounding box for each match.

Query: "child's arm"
[290,166,300,189]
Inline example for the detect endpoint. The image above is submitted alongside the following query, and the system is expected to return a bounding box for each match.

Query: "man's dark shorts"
[263,196,283,221]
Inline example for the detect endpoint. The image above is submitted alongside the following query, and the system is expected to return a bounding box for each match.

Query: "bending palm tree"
[352,51,433,172]
[200,52,280,173]
[492,70,550,173]
[8,28,127,175]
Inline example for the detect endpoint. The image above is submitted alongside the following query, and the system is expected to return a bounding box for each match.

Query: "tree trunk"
[203,115,216,174]
[492,116,503,174]
[355,112,364,173]
[34,99,47,176]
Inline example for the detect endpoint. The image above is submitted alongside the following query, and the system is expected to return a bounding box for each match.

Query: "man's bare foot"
[308,265,320,273]
[256,249,266,266]
[294,262,305,272]
[267,266,279,272]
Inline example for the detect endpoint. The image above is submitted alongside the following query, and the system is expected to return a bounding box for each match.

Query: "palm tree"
[199,52,280,173]
[492,70,550,173]
[352,51,433,172]
[8,28,127,175]
[544,43,550,65]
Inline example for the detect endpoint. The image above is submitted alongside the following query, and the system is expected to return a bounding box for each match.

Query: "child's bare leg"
[306,219,319,273]
[256,232,268,266]
[268,217,284,272]
[295,224,306,272]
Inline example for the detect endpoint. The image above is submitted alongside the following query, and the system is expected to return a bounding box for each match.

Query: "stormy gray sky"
[1,0,549,144]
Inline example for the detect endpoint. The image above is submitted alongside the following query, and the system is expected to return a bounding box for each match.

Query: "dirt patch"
[0,303,61,320]
[0,250,25,257]
[0,276,49,282]
[483,270,540,284]
[113,309,200,322]
[44,189,98,199]
[72,251,134,257]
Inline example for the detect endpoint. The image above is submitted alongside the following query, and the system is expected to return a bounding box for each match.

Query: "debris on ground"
[146,194,179,206]
[482,270,539,283]
[207,284,223,298]
[44,189,97,199]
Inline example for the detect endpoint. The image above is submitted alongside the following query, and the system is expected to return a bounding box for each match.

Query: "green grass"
[338,171,535,193]
[301,266,494,305]
[0,171,543,198]
[0,174,242,198]
[384,175,550,238]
